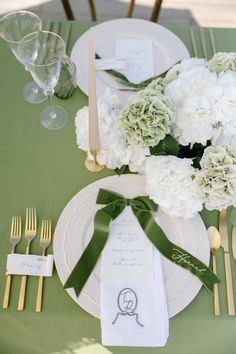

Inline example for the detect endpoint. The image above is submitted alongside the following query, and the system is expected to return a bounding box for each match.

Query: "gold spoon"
[207,226,221,316]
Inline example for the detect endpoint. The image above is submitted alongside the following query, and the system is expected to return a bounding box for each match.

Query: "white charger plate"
[71,19,190,99]
[54,175,210,318]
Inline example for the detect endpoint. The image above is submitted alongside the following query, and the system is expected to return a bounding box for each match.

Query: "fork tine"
[48,220,51,240]
[19,217,21,235]
[41,220,45,240]
[17,217,21,236]
[15,217,18,236]
[33,208,37,232]
[25,208,29,232]
[29,208,33,230]
[10,217,15,236]
[44,220,48,240]
[15,217,19,236]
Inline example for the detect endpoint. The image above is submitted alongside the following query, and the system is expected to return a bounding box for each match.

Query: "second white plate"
[54,175,209,318]
[71,19,189,99]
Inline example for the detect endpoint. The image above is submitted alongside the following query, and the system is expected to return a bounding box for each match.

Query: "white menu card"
[115,39,154,83]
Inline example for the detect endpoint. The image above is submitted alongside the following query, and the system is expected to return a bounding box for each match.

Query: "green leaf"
[178,141,210,161]
[149,135,179,156]
[192,156,201,169]
[95,53,178,89]
[115,165,131,175]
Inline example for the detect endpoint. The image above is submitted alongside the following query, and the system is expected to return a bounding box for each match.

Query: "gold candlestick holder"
[85,151,104,172]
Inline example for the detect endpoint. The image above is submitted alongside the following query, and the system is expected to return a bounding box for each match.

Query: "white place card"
[95,58,127,71]
[115,39,154,84]
[6,254,54,277]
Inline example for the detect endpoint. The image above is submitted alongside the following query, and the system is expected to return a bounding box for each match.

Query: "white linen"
[101,207,169,347]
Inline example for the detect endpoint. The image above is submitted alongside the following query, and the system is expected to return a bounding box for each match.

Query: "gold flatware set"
[2,208,52,312]
[208,209,236,316]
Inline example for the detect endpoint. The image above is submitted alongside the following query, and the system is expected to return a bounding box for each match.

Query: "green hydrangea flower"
[119,92,174,147]
[207,52,236,73]
[195,145,236,210]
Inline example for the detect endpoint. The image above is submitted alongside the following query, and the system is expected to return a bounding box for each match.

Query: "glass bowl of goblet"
[21,30,69,130]
[0,10,47,103]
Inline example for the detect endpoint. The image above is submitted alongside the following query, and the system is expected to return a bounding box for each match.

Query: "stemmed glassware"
[21,30,68,130]
[0,10,47,103]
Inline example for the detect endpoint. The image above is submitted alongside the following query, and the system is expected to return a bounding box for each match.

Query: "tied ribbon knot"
[64,189,219,296]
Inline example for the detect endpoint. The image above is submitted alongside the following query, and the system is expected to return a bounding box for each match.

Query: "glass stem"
[48,95,53,105]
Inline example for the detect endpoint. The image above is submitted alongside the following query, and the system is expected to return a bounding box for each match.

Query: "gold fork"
[3,216,22,309]
[18,208,37,311]
[36,220,52,312]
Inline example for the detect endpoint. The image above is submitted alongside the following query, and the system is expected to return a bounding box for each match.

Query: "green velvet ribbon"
[64,189,219,296]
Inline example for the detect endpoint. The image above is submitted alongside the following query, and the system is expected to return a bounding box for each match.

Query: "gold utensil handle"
[36,276,44,312]
[224,252,235,315]
[2,275,12,309]
[212,254,220,316]
[18,275,27,311]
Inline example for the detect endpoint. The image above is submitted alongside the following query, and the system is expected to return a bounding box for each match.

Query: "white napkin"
[101,207,169,347]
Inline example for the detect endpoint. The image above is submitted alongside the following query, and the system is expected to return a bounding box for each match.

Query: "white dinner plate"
[54,175,210,318]
[71,19,190,100]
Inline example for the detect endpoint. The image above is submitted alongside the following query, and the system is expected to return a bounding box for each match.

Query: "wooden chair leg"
[149,0,163,22]
[61,0,75,20]
[127,0,135,18]
[88,0,97,21]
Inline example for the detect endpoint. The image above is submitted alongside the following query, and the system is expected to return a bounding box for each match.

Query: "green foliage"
[149,135,179,156]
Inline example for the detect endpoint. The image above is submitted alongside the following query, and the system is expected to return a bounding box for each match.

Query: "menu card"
[115,39,154,83]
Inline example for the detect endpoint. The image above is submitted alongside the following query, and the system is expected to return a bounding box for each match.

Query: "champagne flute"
[22,31,68,130]
[0,10,47,103]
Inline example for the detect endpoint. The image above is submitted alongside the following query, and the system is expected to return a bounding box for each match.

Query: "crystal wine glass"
[0,10,47,103]
[22,31,68,130]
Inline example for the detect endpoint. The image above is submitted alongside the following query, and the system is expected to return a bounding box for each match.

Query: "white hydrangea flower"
[210,72,236,150]
[145,156,203,219]
[163,58,206,86]
[207,52,236,73]
[165,66,218,146]
[195,145,236,210]
[75,89,149,173]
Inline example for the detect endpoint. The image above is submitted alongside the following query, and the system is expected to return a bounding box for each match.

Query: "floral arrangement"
[75,52,236,219]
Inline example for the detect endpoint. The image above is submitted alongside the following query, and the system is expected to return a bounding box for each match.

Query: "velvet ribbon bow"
[64,188,219,296]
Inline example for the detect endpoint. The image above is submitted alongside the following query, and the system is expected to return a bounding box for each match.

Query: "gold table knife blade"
[232,225,236,261]
[219,209,235,315]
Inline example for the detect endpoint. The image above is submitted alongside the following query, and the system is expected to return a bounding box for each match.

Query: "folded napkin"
[101,207,169,347]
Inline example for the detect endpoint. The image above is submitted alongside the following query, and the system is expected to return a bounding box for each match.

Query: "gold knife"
[231,208,236,262]
[232,225,236,262]
[219,209,235,315]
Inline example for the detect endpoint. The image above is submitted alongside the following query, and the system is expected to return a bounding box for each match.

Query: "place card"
[6,254,54,277]
[95,58,127,71]
[115,39,154,83]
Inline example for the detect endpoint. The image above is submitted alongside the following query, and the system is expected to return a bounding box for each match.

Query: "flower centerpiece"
[75,52,236,219]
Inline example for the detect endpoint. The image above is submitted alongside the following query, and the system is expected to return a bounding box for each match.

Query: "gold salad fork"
[18,208,37,311]
[36,220,52,312]
[3,217,22,309]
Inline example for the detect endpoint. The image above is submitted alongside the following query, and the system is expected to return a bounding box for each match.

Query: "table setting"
[1,9,236,354]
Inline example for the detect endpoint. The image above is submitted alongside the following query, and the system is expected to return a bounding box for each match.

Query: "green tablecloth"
[0,21,236,354]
